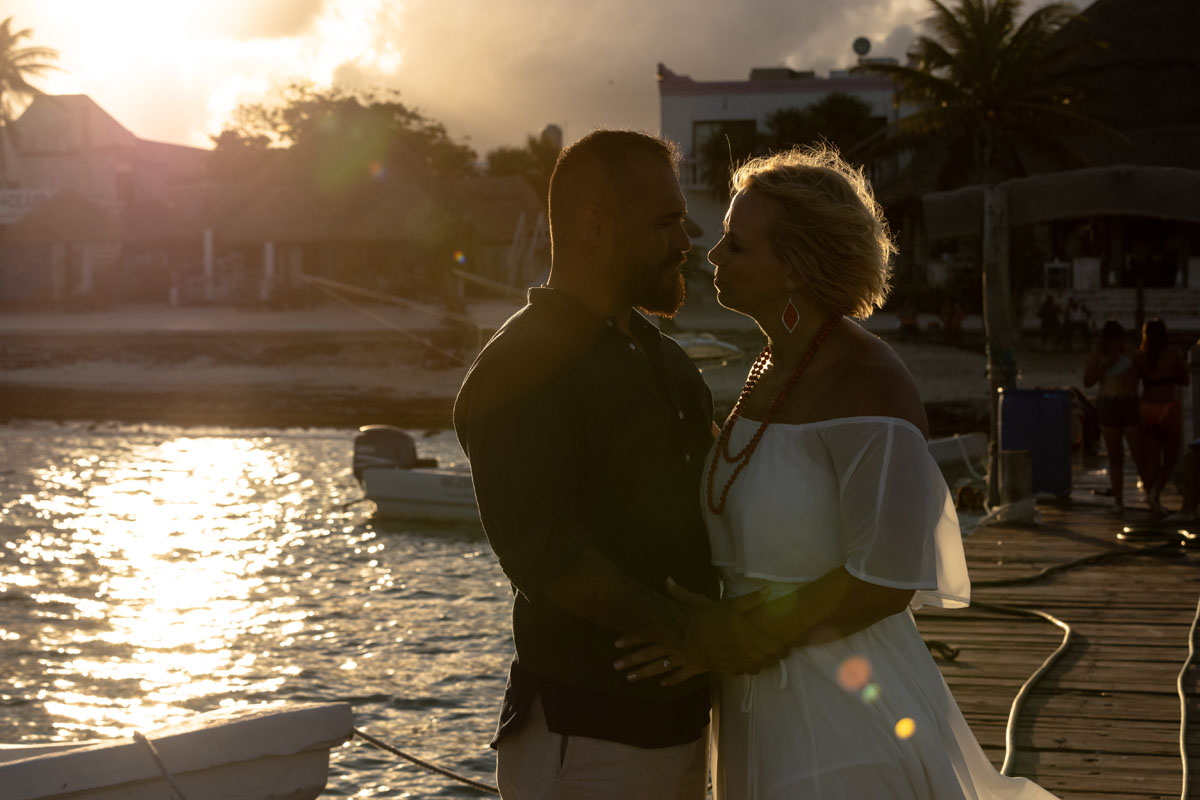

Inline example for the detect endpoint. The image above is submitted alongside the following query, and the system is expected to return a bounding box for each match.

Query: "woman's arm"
[616,570,914,684]
[1173,348,1191,386]
[745,567,914,647]
[1082,348,1108,388]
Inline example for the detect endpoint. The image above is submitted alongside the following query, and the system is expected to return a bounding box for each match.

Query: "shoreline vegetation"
[0,300,1090,435]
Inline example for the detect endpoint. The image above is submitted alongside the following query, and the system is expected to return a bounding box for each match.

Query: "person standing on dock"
[1135,318,1191,515]
[1083,320,1142,517]
[455,129,785,800]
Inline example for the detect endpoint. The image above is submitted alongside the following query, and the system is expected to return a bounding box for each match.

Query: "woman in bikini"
[1083,320,1141,516]
[1135,318,1190,514]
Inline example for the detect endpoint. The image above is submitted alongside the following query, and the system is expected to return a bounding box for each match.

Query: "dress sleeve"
[825,420,970,610]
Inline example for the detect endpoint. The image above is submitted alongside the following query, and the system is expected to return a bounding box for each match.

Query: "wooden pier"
[917,463,1199,799]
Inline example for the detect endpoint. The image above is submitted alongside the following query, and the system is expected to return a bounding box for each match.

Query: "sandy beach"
[0,292,1088,433]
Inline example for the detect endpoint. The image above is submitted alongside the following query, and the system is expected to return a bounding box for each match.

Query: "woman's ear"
[783,266,802,293]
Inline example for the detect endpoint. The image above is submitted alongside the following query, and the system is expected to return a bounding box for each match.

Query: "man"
[454,129,782,799]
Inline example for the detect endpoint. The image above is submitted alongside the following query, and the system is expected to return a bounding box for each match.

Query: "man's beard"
[634,260,687,318]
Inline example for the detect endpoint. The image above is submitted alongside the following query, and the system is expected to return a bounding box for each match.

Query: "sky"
[8,0,930,156]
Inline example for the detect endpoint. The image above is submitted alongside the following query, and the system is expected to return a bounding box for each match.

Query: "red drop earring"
[781,294,800,333]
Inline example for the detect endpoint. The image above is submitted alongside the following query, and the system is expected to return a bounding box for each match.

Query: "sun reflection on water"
[2,424,511,797]
[6,435,313,738]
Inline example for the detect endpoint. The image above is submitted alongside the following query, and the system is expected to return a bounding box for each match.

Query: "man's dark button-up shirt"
[454,287,718,749]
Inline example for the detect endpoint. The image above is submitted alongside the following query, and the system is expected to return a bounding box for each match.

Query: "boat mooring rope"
[1178,592,1200,800]
[966,601,1073,777]
[133,731,189,800]
[310,279,472,366]
[352,727,500,795]
[969,531,1198,796]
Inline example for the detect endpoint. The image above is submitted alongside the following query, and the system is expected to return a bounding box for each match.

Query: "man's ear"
[578,204,613,245]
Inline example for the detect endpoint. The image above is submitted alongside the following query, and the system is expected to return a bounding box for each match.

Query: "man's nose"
[676,224,691,253]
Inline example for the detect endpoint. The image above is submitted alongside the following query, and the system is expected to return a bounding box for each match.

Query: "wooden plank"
[913,477,1200,799]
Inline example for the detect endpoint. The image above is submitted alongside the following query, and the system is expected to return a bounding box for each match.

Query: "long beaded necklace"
[706,312,841,515]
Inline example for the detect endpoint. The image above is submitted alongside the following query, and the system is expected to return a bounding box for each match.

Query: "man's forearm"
[542,545,689,644]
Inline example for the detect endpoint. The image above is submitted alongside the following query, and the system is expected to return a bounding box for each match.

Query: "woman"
[1083,320,1141,516]
[1135,318,1190,514]
[618,147,1055,798]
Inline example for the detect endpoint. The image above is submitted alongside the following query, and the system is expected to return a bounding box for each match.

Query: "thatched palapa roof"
[923,165,1200,240]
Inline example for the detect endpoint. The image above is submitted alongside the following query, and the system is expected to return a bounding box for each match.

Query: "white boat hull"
[0,702,353,800]
[362,466,480,523]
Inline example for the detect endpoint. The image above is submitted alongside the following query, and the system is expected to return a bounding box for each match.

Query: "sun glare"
[30,0,408,149]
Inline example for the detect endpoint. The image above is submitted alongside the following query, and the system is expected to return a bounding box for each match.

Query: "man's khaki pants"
[496,695,707,800]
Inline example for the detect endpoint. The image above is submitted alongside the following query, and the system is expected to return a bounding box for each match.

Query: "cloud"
[222,0,327,39]
[4,0,927,153]
[340,0,927,153]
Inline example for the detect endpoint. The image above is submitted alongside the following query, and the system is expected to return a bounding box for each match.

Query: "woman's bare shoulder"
[823,326,929,437]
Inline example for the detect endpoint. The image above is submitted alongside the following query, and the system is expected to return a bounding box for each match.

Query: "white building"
[656,62,901,249]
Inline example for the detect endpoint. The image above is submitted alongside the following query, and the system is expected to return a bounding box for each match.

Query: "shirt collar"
[527,286,661,339]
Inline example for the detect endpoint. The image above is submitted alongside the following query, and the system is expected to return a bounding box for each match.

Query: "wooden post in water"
[982,184,1019,506]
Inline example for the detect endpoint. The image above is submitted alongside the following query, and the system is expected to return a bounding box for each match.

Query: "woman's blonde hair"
[730,145,894,319]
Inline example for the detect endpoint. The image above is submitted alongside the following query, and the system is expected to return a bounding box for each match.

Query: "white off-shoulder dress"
[704,416,1057,800]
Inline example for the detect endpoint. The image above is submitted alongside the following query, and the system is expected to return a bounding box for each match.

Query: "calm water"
[0,421,512,797]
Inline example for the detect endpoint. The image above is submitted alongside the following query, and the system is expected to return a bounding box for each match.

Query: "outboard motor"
[353,425,419,486]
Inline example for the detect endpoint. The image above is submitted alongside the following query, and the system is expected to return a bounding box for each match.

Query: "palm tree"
[856,0,1116,505]
[0,16,59,184]
[855,0,1112,188]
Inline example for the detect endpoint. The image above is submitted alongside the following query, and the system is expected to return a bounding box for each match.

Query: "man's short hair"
[548,129,679,239]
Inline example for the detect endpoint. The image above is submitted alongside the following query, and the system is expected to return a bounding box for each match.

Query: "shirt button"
[677,411,685,419]
[605,320,615,327]
[685,453,691,463]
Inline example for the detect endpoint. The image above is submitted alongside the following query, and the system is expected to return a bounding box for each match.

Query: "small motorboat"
[352,426,989,524]
[670,331,742,361]
[354,425,479,523]
[0,702,353,800]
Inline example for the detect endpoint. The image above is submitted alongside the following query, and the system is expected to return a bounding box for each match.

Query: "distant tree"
[696,120,760,200]
[207,129,273,183]
[0,17,58,184]
[762,93,883,154]
[214,82,477,179]
[485,132,560,201]
[696,93,884,199]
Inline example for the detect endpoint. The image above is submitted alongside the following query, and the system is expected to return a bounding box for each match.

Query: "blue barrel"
[998,388,1073,496]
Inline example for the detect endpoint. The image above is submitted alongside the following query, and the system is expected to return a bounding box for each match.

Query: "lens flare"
[453,251,467,265]
[837,656,871,692]
[894,717,916,739]
[368,161,388,180]
[861,683,881,703]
